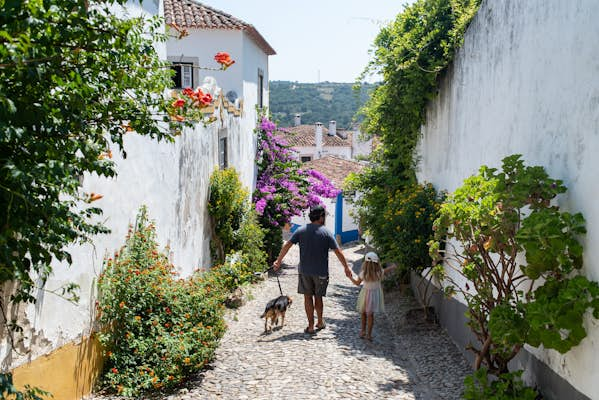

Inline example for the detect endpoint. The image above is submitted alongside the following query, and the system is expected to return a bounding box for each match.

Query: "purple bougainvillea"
[253,117,340,228]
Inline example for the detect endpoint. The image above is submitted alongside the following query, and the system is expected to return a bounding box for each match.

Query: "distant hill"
[269,81,375,129]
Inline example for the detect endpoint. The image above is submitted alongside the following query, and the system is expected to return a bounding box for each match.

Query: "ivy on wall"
[348,0,482,271]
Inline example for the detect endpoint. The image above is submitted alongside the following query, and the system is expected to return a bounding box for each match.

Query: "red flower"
[172,98,185,108]
[111,367,118,374]
[214,52,235,69]
[200,93,212,107]
[182,87,194,98]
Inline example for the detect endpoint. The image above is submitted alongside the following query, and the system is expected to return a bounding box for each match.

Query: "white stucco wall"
[416,1,599,398]
[290,197,336,234]
[292,145,352,161]
[351,131,373,159]
[341,196,358,232]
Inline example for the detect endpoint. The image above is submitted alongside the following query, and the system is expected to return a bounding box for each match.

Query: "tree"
[0,0,182,338]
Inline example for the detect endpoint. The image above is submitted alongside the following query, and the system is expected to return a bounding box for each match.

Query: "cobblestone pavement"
[90,241,471,399]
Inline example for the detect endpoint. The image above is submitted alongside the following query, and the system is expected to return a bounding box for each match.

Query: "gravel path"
[90,241,471,399]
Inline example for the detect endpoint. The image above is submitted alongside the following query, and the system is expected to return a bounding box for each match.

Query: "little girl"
[350,252,395,341]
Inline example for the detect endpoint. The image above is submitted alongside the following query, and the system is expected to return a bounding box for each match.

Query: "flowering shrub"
[381,183,443,282]
[253,117,340,261]
[97,207,226,396]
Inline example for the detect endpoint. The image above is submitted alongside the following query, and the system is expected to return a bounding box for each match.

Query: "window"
[300,156,312,163]
[257,69,264,108]
[218,137,228,169]
[171,62,193,88]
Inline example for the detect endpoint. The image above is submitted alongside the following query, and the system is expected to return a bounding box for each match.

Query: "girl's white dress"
[356,271,385,314]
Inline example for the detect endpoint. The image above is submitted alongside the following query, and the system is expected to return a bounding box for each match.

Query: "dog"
[260,295,292,333]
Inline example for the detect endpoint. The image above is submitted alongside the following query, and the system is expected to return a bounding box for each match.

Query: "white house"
[164,0,276,188]
[277,114,373,162]
[289,156,365,245]
[8,2,274,399]
[415,1,599,399]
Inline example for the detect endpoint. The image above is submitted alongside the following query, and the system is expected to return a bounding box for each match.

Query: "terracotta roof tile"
[164,0,276,55]
[302,156,365,189]
[276,125,352,147]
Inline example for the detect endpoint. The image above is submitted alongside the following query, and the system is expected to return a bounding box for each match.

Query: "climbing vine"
[349,0,481,266]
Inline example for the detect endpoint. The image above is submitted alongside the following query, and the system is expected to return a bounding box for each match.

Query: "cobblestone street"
[91,241,471,399]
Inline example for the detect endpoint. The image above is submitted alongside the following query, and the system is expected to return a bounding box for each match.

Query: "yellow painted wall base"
[12,334,104,400]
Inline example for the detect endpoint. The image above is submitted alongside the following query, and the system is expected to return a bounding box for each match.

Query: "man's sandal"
[304,327,316,335]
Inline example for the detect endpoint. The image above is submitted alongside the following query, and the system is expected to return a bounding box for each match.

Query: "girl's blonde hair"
[362,260,383,282]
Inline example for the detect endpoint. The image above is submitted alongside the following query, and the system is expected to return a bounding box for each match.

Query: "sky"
[203,1,413,83]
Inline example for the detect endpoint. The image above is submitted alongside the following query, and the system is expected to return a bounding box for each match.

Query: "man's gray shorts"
[298,273,329,297]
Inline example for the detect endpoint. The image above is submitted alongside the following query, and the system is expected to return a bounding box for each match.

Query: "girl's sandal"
[359,331,366,339]
[366,335,373,341]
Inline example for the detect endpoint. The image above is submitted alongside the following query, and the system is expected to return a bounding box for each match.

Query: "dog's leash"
[263,265,284,296]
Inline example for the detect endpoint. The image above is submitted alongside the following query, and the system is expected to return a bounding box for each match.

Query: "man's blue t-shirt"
[290,223,339,276]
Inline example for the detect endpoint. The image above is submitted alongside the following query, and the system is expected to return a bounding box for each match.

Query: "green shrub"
[463,367,538,400]
[346,178,443,283]
[208,168,248,264]
[97,207,226,396]
[233,207,267,273]
[430,154,599,376]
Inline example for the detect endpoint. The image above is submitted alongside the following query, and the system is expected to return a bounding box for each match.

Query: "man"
[273,205,352,334]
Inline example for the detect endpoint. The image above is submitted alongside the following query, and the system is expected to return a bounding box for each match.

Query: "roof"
[276,125,352,147]
[163,0,276,56]
[303,156,366,188]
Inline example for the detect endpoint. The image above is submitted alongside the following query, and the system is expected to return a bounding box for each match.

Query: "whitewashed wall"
[341,196,358,232]
[2,104,251,369]
[416,1,599,398]
[290,197,336,233]
[293,145,352,161]
[351,131,373,159]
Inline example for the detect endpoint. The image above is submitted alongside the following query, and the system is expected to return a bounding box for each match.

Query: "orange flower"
[173,114,185,122]
[172,98,185,108]
[87,193,103,203]
[97,150,113,160]
[182,87,194,98]
[134,315,141,322]
[184,357,191,364]
[214,52,235,69]
[119,301,125,308]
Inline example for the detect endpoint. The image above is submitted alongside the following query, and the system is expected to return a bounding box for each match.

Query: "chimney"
[315,122,323,158]
[294,114,301,126]
[328,120,336,136]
